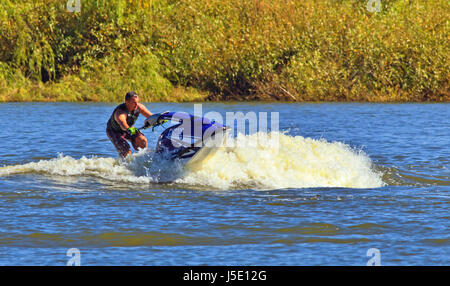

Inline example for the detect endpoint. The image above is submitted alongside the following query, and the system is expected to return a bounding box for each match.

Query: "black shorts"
[106,127,141,157]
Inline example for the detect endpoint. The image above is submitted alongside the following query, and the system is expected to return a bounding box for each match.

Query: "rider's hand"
[144,113,161,127]
[126,127,139,136]
[144,111,170,128]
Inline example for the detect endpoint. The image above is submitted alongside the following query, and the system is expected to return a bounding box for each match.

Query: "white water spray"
[0,133,384,190]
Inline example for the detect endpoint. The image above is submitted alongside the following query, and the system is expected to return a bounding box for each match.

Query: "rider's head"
[125,91,139,111]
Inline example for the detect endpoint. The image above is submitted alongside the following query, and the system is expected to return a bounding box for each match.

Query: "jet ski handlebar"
[139,111,228,131]
[139,111,171,130]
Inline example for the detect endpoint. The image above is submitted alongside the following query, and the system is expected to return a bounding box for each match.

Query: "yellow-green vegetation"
[0,0,448,102]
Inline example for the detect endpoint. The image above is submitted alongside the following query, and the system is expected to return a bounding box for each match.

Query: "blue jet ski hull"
[154,112,228,160]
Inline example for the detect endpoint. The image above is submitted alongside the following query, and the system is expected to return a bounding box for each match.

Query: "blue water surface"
[0,102,448,265]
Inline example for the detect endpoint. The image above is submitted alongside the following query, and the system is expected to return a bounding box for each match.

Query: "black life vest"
[107,103,140,132]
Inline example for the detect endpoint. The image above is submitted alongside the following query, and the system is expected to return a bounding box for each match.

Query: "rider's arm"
[138,103,153,118]
[114,110,130,131]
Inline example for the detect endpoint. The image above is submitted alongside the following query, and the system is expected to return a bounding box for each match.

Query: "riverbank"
[1,0,448,102]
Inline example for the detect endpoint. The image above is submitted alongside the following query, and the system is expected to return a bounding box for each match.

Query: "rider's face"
[126,96,139,111]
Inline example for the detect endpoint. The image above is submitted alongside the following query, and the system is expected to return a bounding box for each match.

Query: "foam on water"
[178,132,385,189]
[0,152,152,184]
[0,133,384,190]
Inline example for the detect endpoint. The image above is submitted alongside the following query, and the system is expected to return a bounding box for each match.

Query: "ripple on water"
[276,223,341,236]
[0,232,218,248]
[421,238,450,246]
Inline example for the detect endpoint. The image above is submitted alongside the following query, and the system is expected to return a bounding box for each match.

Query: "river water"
[0,102,448,265]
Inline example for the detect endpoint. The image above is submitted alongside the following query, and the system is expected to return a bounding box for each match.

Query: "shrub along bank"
[0,0,448,102]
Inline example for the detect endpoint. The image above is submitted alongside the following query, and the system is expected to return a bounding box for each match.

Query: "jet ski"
[139,111,228,164]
